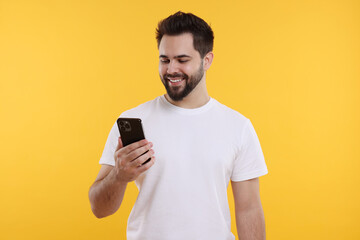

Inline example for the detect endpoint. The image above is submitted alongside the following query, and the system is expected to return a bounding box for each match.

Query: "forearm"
[235,206,266,240]
[89,168,128,218]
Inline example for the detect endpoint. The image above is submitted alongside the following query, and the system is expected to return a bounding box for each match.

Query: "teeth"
[169,79,183,83]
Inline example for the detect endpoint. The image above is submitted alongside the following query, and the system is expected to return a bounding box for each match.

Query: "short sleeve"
[99,121,120,166]
[231,119,268,181]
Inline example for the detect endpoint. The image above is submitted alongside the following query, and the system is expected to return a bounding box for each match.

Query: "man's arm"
[231,178,266,240]
[88,165,127,218]
[88,137,155,218]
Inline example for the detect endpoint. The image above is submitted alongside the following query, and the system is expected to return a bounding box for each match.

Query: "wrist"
[109,167,129,186]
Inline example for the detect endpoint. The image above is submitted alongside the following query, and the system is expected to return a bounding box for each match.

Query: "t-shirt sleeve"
[99,121,120,166]
[231,119,268,181]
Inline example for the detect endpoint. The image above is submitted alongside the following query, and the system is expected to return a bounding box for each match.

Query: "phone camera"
[119,120,131,132]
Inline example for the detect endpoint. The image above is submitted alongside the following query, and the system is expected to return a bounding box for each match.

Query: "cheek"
[183,65,197,75]
[159,64,168,75]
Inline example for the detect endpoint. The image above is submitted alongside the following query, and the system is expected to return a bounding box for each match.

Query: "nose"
[167,60,179,74]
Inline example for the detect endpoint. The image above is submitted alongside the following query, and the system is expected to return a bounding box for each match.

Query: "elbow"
[91,207,108,219]
[89,199,111,219]
[92,206,115,219]
[88,187,108,219]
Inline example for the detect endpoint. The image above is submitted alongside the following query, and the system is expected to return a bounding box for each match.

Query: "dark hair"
[156,11,214,58]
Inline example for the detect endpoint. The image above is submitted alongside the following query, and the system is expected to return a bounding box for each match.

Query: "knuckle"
[119,159,126,167]
[146,151,153,159]
[115,149,124,158]
[134,159,141,167]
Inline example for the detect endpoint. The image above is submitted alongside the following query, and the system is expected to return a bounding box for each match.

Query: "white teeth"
[169,79,183,83]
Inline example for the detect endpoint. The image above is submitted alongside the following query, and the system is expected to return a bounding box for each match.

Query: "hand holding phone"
[117,118,151,165]
[112,118,155,183]
[113,137,155,182]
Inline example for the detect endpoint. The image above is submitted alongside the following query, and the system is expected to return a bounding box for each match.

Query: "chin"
[167,94,184,102]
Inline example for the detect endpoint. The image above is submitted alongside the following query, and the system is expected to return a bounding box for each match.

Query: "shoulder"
[212,98,249,126]
[119,96,161,120]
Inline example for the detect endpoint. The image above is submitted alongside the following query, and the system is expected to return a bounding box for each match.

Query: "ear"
[203,51,214,71]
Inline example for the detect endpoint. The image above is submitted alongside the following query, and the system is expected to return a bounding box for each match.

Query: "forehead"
[158,33,199,58]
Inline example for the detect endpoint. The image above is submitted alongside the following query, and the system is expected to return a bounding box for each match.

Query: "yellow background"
[1,0,359,239]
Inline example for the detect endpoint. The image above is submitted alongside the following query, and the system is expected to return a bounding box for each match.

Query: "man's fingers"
[128,142,153,161]
[114,139,151,165]
[121,139,149,155]
[137,156,155,173]
[130,149,155,167]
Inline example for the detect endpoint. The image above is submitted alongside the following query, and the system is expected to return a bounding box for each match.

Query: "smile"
[168,78,184,83]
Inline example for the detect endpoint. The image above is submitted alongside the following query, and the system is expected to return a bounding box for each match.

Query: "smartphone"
[117,118,150,164]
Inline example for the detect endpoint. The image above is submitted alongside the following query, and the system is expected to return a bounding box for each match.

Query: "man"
[89,11,268,240]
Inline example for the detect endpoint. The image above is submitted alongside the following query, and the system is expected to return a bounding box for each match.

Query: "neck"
[165,77,210,109]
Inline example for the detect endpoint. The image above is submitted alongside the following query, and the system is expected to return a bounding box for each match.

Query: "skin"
[158,33,213,109]
[88,138,155,218]
[89,32,266,239]
[232,178,266,240]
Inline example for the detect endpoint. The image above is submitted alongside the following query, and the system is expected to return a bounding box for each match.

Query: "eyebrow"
[159,54,192,59]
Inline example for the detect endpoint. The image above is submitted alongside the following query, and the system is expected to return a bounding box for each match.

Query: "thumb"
[116,136,123,150]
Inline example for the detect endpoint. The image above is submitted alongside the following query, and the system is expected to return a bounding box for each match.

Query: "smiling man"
[159,33,207,104]
[89,11,268,240]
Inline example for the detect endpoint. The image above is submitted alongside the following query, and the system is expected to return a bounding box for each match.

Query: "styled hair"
[156,11,214,58]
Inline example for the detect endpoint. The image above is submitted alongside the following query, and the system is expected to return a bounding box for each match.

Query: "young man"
[89,11,268,240]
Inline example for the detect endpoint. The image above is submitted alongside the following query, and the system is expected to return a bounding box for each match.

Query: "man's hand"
[89,137,155,218]
[113,137,155,183]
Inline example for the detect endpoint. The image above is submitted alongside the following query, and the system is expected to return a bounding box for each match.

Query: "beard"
[160,63,204,102]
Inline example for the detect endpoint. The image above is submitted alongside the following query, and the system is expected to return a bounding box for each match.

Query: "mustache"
[164,73,188,79]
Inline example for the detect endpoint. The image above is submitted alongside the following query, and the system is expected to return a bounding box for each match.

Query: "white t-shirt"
[99,95,268,240]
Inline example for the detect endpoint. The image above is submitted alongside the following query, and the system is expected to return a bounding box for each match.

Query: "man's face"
[158,33,204,101]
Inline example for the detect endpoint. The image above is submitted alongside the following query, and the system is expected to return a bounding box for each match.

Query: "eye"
[160,59,170,63]
[178,59,189,63]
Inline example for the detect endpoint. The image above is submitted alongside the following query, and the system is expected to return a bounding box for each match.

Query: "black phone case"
[117,118,146,146]
[117,118,150,165]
